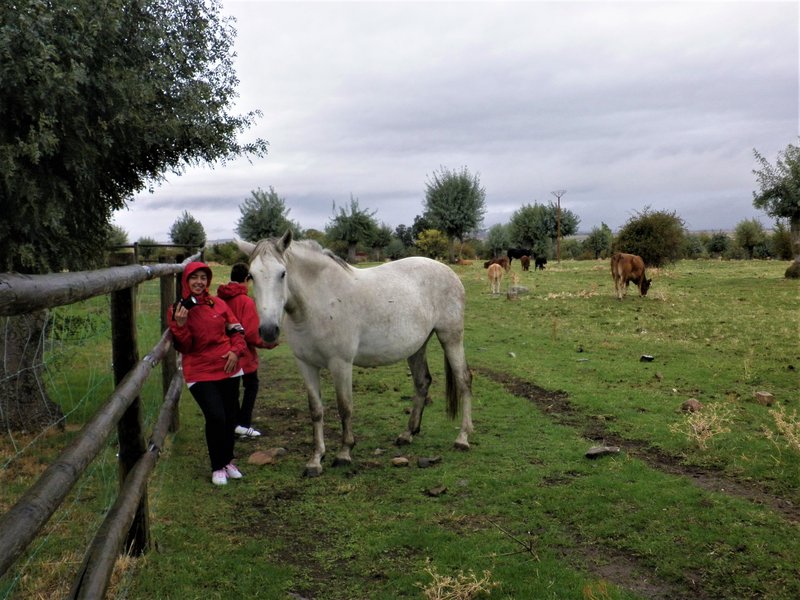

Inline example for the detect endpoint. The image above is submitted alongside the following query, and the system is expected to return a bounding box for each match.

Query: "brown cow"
[520,255,530,271]
[611,253,651,300]
[483,256,510,272]
[487,263,503,294]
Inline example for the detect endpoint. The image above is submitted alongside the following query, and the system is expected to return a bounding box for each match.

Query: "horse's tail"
[445,356,472,420]
[445,359,459,419]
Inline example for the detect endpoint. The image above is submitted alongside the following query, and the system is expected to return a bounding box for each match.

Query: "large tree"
[508,203,552,257]
[734,218,766,259]
[325,196,378,263]
[423,166,486,262]
[236,186,301,242]
[753,141,800,278]
[0,0,267,431]
[169,210,206,252]
[485,223,511,258]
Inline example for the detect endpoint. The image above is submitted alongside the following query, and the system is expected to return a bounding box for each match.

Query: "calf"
[520,255,531,271]
[483,256,510,272]
[534,256,547,271]
[487,263,503,294]
[611,252,651,299]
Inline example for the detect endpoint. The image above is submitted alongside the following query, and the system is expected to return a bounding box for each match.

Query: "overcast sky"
[112,0,799,243]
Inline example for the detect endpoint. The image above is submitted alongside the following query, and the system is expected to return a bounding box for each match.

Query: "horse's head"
[236,231,293,343]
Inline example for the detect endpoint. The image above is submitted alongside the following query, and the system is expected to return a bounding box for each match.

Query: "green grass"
[3,258,799,599]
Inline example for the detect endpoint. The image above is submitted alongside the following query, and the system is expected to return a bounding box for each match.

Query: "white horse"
[237,231,473,477]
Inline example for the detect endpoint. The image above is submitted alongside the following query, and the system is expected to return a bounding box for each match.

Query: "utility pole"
[551,189,566,264]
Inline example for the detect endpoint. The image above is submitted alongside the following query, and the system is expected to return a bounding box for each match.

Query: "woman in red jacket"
[217,263,277,439]
[169,261,248,486]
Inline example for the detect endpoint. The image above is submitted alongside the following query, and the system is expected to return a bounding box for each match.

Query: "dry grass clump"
[669,402,733,450]
[419,560,499,599]
[764,404,800,455]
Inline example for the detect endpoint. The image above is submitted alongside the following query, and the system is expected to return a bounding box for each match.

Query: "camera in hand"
[179,296,198,310]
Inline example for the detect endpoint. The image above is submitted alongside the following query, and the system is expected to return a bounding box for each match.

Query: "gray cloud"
[115,0,799,242]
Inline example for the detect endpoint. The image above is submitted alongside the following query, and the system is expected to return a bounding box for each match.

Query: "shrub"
[613,207,685,267]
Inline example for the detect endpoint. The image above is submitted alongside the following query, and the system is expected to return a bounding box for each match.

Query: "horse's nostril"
[259,324,279,343]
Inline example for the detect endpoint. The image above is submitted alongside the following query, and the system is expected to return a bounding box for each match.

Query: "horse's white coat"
[238,232,473,476]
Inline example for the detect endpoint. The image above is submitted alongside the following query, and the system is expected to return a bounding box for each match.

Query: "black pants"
[189,377,239,471]
[238,370,259,428]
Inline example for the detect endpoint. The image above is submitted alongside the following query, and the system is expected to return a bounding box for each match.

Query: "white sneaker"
[224,463,243,479]
[235,426,261,438]
[211,469,228,486]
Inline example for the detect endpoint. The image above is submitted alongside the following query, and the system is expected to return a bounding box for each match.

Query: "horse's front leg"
[396,345,431,446]
[329,359,355,468]
[296,360,325,477]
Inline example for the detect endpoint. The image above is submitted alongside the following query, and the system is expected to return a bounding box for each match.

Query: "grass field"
[2,258,798,599]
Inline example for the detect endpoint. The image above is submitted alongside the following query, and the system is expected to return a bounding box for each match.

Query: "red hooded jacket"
[216,281,274,374]
[168,262,247,384]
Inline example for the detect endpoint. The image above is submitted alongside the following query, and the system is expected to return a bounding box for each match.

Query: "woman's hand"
[174,304,189,327]
[222,351,239,373]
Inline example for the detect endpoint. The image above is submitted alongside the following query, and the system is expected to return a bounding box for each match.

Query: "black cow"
[506,247,532,264]
[534,256,547,271]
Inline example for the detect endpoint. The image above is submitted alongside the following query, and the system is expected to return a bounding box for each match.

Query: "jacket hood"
[181,262,213,300]
[217,281,248,300]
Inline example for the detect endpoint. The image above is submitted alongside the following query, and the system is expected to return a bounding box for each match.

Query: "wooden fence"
[0,251,200,598]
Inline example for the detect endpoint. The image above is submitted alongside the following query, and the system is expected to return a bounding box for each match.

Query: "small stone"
[508,352,516,358]
[681,398,703,412]
[585,446,621,459]
[391,456,409,467]
[755,391,775,406]
[247,447,287,465]
[417,456,442,468]
[373,448,386,456]
[425,486,447,497]
[640,354,654,362]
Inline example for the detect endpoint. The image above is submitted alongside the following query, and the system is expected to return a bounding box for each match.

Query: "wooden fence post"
[159,256,180,432]
[108,252,150,555]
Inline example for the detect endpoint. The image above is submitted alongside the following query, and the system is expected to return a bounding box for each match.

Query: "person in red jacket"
[217,262,278,439]
[169,261,248,486]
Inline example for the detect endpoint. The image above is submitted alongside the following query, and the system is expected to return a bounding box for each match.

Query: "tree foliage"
[169,210,206,251]
[485,224,511,258]
[236,187,300,242]
[753,141,800,274]
[424,166,486,259]
[0,0,267,274]
[414,229,449,260]
[734,219,766,259]
[613,207,686,267]
[325,196,378,262]
[508,203,552,256]
[706,232,731,257]
[583,223,613,259]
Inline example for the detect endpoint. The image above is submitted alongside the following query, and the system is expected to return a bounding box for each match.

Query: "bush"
[613,207,685,267]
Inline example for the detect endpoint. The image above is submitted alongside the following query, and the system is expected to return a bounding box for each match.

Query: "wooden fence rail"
[0,251,200,597]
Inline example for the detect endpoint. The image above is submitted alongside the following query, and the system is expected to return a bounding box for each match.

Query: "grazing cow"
[534,256,547,271]
[611,252,651,299]
[520,256,531,271]
[483,256,510,272]
[487,263,503,294]
[506,247,532,264]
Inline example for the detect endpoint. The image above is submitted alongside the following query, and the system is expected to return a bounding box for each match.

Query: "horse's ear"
[276,229,293,254]
[236,238,256,257]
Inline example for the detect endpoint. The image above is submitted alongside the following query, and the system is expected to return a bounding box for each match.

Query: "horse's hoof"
[332,457,352,468]
[395,434,412,446]
[303,466,323,477]
[453,441,470,451]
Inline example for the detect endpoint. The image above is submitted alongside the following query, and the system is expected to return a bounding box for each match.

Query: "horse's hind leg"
[296,360,326,477]
[329,358,356,468]
[396,344,432,446]
[439,332,473,451]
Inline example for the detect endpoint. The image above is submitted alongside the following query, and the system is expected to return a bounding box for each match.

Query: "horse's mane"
[254,237,353,272]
